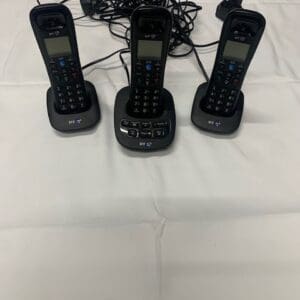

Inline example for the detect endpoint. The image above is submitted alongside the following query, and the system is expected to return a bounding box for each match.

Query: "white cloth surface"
[0,216,300,300]
[0,0,300,299]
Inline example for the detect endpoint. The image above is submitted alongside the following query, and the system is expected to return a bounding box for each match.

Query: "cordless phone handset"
[114,6,176,152]
[30,3,100,132]
[192,9,266,134]
[128,6,172,118]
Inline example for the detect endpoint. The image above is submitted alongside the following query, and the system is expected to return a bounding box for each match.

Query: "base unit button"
[153,121,169,128]
[128,129,138,138]
[141,122,152,129]
[140,130,152,139]
[154,129,167,138]
[129,121,140,129]
[121,119,130,127]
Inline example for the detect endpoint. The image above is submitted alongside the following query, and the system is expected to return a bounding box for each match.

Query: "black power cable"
[81,47,129,70]
[81,0,218,79]
[34,0,218,81]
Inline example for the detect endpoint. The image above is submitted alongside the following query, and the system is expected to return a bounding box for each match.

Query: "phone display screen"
[44,36,72,57]
[223,40,250,62]
[138,40,163,60]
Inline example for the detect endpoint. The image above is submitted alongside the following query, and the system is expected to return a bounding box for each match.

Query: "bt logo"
[208,120,222,127]
[68,119,83,126]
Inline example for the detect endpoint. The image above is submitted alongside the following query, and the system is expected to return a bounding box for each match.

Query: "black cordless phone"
[114,6,176,152]
[128,7,171,118]
[192,9,265,134]
[30,3,100,132]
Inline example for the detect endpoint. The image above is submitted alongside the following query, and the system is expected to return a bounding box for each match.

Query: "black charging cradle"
[216,0,243,21]
[80,0,95,16]
[114,87,176,152]
[47,80,101,132]
[191,83,244,134]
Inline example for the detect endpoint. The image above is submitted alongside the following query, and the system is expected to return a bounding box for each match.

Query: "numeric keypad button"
[133,107,141,114]
[59,104,69,113]
[70,104,77,111]
[152,108,158,115]
[142,108,149,114]
[79,103,87,110]
[58,98,66,105]
[205,104,213,111]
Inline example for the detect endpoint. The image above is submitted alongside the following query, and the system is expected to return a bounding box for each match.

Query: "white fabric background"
[0,0,299,299]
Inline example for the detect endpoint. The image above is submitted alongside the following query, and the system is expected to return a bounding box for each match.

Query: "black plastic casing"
[30,4,100,132]
[114,6,176,152]
[114,87,175,152]
[212,9,266,94]
[192,9,266,134]
[129,6,172,101]
[30,4,86,97]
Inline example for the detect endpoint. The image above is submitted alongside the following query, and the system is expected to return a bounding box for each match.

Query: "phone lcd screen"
[223,40,250,62]
[44,36,72,57]
[138,40,163,60]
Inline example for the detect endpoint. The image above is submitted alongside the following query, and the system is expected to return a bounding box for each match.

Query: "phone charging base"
[216,1,242,21]
[114,86,176,152]
[47,81,101,133]
[191,82,244,134]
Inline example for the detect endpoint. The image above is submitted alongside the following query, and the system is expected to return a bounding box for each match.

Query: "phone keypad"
[203,85,239,116]
[49,56,90,114]
[202,59,244,116]
[130,87,162,117]
[214,59,244,89]
[130,60,163,117]
[120,119,169,139]
[135,60,162,88]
